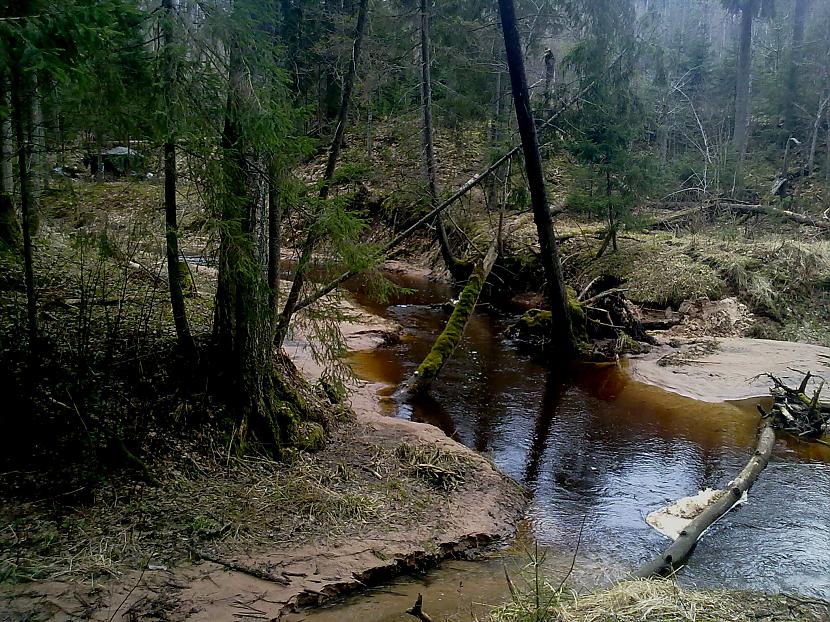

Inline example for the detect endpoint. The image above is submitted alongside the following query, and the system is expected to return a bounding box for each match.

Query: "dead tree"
[636,424,776,578]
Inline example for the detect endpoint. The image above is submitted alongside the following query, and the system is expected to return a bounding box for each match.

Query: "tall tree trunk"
[783,0,809,136]
[0,76,13,196]
[31,78,46,197]
[733,3,754,164]
[275,0,369,348]
[161,0,197,363]
[419,0,462,279]
[214,39,300,454]
[498,0,575,354]
[267,162,282,330]
[10,64,38,348]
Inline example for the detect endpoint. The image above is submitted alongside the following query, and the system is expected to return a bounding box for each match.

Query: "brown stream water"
[297,270,830,621]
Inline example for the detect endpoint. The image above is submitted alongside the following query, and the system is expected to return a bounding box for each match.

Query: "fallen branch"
[405,594,434,622]
[189,546,290,586]
[635,425,776,578]
[758,372,830,439]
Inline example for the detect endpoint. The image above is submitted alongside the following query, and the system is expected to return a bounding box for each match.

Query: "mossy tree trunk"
[214,39,301,454]
[275,0,369,348]
[395,239,499,400]
[161,0,197,364]
[498,0,575,355]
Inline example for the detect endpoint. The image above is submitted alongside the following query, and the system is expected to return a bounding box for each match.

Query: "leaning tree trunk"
[733,4,754,165]
[636,425,776,578]
[498,0,575,353]
[214,39,301,454]
[419,0,464,280]
[10,63,38,349]
[395,239,499,401]
[275,0,369,348]
[161,0,197,363]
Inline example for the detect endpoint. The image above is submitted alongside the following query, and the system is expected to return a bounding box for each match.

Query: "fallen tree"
[715,202,830,231]
[394,239,499,401]
[636,424,776,578]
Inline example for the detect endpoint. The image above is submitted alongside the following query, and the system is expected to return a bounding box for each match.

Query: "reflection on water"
[344,271,830,603]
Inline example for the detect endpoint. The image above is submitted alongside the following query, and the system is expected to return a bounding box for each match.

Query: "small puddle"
[313,268,830,617]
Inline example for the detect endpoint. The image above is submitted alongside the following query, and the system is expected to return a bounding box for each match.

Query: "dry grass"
[0,424,447,585]
[489,578,830,622]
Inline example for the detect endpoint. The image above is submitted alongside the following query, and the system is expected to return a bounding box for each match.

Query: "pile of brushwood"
[758,372,830,442]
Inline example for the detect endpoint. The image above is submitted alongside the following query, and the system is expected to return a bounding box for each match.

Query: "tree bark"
[543,48,555,112]
[717,201,830,230]
[394,239,499,401]
[733,3,754,163]
[419,0,462,279]
[498,0,575,353]
[0,75,13,196]
[267,162,282,331]
[275,0,369,348]
[636,425,775,578]
[162,0,197,363]
[808,93,830,175]
[10,63,38,348]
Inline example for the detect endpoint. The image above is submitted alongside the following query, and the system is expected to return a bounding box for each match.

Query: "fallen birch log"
[635,425,776,578]
[715,203,830,231]
[394,240,499,401]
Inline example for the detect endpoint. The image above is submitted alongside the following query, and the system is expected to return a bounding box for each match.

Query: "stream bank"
[0,265,526,621]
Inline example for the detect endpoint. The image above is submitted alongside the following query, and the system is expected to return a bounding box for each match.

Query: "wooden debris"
[636,424,776,578]
[758,372,830,441]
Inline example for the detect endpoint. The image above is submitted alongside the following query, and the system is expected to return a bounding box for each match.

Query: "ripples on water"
[345,271,830,600]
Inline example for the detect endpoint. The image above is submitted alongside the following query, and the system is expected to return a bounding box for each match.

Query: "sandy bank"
[2,281,526,621]
[628,337,830,402]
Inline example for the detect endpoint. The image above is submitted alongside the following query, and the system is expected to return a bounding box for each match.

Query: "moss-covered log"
[395,240,499,401]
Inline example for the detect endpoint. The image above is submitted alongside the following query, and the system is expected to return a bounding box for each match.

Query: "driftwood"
[758,372,830,441]
[636,425,776,578]
[394,240,499,401]
[405,594,434,622]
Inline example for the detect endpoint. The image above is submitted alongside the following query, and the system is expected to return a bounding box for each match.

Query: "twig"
[108,564,146,622]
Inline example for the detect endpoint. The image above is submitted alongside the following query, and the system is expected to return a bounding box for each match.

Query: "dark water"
[300,269,830,620]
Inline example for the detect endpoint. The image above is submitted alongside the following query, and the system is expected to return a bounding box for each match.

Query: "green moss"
[293,422,326,451]
[414,265,486,383]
